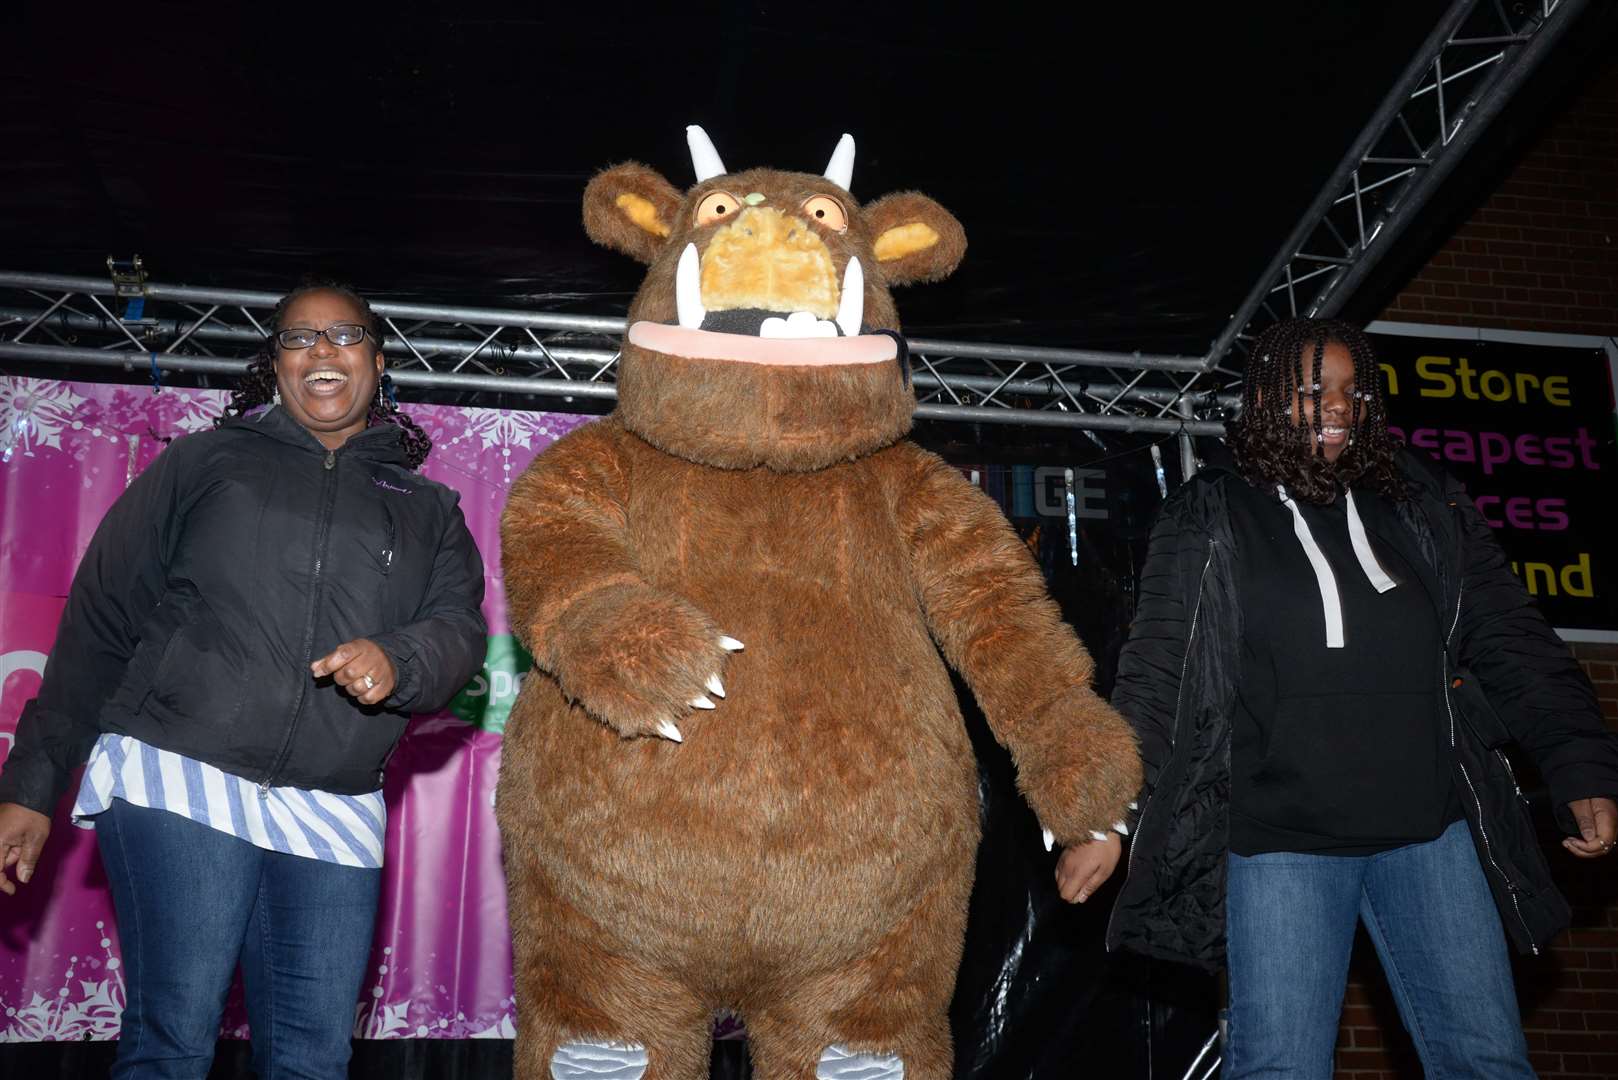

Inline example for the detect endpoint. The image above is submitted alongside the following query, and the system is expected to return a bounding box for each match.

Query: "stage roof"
[2,1,1613,358]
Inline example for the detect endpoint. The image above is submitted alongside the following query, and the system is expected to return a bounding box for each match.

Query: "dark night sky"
[1,1,1608,354]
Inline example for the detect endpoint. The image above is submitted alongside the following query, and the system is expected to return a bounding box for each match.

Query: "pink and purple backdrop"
[0,376,591,1041]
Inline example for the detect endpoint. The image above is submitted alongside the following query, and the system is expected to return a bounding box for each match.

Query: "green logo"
[447,634,533,735]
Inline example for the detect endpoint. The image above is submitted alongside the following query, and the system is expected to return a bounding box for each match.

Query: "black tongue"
[696,307,847,337]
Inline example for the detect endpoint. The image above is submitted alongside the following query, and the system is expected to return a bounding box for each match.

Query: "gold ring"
[363,674,376,690]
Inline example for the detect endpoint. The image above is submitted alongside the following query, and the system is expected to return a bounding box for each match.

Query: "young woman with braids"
[0,281,486,1078]
[1083,318,1618,1077]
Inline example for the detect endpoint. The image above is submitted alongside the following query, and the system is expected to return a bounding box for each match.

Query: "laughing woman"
[1085,318,1618,1077]
[0,280,486,1079]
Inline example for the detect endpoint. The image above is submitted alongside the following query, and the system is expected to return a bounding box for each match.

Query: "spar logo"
[447,635,532,735]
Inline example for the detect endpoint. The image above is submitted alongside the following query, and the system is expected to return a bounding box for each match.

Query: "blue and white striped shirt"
[73,733,386,869]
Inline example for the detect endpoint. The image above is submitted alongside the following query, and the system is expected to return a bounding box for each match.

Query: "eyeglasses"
[276,324,371,350]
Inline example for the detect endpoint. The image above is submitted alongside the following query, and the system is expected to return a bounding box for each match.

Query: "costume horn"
[686,125,727,183]
[823,133,855,191]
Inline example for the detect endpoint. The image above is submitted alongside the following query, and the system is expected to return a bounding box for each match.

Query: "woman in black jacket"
[0,281,486,1079]
[1088,318,1618,1077]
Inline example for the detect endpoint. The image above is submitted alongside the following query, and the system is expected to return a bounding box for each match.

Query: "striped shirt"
[73,733,386,869]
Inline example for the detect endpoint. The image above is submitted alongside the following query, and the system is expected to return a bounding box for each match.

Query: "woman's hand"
[310,638,398,707]
[1563,796,1618,859]
[0,803,51,896]
[1055,832,1123,903]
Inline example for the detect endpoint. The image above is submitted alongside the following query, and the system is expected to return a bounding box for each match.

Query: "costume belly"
[503,450,981,991]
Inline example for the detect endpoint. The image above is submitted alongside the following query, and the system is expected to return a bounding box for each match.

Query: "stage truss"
[0,0,1581,453]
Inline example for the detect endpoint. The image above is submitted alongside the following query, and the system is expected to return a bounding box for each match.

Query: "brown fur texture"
[499,141,1141,1080]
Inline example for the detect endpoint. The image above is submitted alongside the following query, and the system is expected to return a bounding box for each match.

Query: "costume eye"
[696,191,740,226]
[801,195,848,233]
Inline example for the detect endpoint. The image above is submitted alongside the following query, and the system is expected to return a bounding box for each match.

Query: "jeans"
[1225,819,1533,1079]
[95,798,382,1080]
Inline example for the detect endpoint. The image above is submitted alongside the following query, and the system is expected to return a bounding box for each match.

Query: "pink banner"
[0,377,591,1040]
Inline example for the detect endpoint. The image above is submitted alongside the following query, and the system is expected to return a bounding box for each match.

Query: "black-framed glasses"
[276,323,370,350]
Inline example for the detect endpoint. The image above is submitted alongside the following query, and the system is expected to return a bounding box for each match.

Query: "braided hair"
[216,279,433,470]
[1229,318,1405,504]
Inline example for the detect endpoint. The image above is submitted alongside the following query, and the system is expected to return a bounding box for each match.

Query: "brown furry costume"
[497,130,1141,1080]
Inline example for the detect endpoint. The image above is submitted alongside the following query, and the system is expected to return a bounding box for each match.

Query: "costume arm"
[1447,472,1618,830]
[499,424,730,738]
[0,437,191,814]
[370,498,488,713]
[900,449,1141,844]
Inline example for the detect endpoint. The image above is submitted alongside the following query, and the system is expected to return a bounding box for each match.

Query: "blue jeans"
[95,798,382,1080]
[1225,820,1533,1079]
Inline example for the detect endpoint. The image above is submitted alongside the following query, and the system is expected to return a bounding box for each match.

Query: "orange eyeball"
[696,191,740,226]
[801,195,848,233]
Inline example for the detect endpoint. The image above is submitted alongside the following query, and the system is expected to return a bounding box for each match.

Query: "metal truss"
[0,271,1230,437]
[1208,0,1586,376]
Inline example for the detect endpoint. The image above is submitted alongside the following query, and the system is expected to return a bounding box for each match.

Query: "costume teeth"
[834,257,863,338]
[676,243,705,329]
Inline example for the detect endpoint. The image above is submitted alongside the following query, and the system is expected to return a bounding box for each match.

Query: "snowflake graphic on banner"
[0,921,125,1042]
[443,409,576,485]
[0,378,85,461]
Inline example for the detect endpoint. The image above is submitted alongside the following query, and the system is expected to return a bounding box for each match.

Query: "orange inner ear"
[874,222,940,262]
[615,192,671,238]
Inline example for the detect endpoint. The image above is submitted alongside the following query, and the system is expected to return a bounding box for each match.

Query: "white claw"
[1041,827,1054,852]
[834,257,864,338]
[706,674,725,698]
[676,243,705,329]
[1113,821,1130,836]
[719,636,745,652]
[1090,830,1109,843]
[1128,801,1139,810]
[690,695,716,710]
[656,720,683,743]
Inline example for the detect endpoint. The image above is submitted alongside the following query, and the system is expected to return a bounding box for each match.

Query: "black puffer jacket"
[1105,449,1618,971]
[0,406,487,815]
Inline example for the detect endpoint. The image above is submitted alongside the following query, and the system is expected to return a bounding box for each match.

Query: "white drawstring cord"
[1276,485,1397,649]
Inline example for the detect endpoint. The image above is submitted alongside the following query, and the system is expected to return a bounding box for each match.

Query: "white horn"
[823,133,855,191]
[686,125,727,183]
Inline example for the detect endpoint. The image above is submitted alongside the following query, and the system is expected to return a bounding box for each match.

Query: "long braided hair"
[1229,318,1405,504]
[216,279,433,470]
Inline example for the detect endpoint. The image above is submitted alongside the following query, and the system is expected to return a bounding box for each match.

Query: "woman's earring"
[272,385,281,407]
[377,382,385,411]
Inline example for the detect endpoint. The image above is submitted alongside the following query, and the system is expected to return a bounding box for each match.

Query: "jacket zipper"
[1439,554,1538,955]
[1107,537,1216,949]
[260,447,341,794]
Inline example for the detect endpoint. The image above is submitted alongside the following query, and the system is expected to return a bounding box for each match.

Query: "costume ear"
[864,192,966,285]
[583,163,682,264]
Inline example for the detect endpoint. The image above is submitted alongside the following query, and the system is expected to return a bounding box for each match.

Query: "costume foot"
[817,1043,904,1080]
[550,1039,648,1080]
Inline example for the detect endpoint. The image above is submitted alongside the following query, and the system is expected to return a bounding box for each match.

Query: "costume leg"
[238,847,381,1080]
[1359,820,1533,1079]
[1224,848,1364,1079]
[743,877,965,1080]
[95,799,259,1080]
[506,865,710,1080]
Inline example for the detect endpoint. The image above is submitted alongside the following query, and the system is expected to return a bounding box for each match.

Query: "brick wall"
[1336,54,1618,1080]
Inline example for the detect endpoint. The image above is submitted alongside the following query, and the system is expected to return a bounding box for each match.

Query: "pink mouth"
[627,322,897,367]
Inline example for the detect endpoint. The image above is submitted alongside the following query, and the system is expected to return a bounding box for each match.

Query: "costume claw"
[1128,801,1138,810]
[1041,827,1054,852]
[1113,821,1129,836]
[656,720,683,743]
[719,636,745,652]
[1090,830,1109,842]
[706,674,725,698]
[691,695,716,710]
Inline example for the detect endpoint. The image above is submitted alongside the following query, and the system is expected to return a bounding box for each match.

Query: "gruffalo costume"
[498,128,1141,1080]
